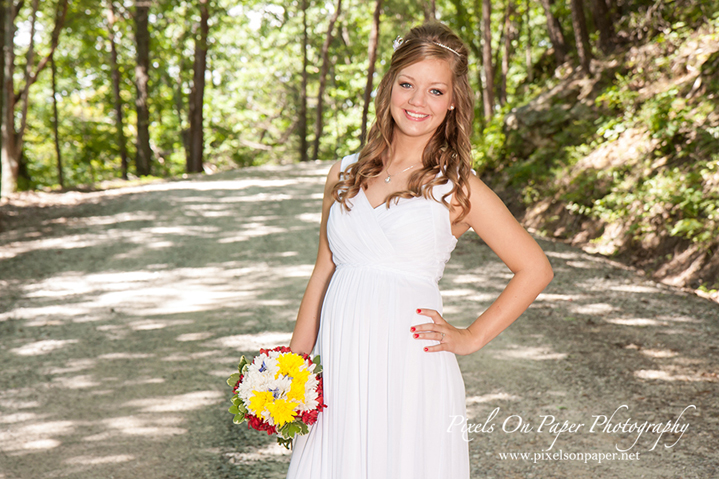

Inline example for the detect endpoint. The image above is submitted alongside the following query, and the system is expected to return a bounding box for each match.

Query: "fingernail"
[410,327,415,332]
[416,308,421,313]
[413,334,418,338]
[423,347,428,352]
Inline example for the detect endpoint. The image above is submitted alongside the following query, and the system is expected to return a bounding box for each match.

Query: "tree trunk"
[588,0,614,53]
[424,0,436,22]
[0,0,5,187]
[134,1,152,176]
[51,52,63,188]
[481,0,495,119]
[499,1,514,106]
[16,0,40,185]
[188,0,208,173]
[604,0,618,22]
[107,1,128,180]
[1,0,68,197]
[312,0,341,161]
[298,0,309,162]
[0,0,15,198]
[360,0,381,146]
[451,0,484,127]
[570,0,592,72]
[524,0,532,82]
[538,0,567,65]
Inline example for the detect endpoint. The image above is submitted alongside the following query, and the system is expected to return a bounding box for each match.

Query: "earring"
[449,105,455,110]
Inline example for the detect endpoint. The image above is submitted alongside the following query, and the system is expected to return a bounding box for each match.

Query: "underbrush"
[475,6,719,296]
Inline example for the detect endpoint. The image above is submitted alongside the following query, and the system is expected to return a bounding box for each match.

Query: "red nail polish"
[410,327,415,332]
[413,334,418,338]
[416,308,421,313]
[424,347,428,352]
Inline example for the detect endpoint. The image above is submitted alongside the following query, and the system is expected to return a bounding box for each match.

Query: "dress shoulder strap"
[340,152,360,171]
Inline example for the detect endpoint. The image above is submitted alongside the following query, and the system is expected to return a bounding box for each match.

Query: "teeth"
[406,110,428,119]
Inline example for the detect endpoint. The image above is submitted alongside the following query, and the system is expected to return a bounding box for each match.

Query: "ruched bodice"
[328,156,458,284]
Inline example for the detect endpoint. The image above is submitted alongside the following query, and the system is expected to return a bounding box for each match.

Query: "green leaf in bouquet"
[277,436,294,450]
[231,396,242,406]
[227,372,240,388]
[237,355,249,374]
[312,355,322,374]
[279,421,303,439]
[229,404,239,415]
[232,413,246,424]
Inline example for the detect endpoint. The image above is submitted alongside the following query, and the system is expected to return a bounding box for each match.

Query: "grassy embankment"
[477,3,719,301]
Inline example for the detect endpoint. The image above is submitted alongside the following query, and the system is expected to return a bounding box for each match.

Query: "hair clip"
[393,36,404,51]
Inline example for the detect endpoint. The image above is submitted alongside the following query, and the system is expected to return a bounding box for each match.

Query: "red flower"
[232,374,243,393]
[247,414,277,435]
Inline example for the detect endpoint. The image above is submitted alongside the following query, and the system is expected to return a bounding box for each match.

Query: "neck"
[386,130,431,167]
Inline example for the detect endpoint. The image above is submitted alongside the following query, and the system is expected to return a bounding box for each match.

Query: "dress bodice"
[327,153,458,284]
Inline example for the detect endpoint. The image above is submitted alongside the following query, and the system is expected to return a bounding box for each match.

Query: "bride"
[287,22,553,478]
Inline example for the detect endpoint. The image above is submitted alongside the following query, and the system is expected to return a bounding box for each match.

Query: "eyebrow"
[397,74,448,87]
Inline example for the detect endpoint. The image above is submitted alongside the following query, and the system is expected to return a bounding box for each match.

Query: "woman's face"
[390,57,454,144]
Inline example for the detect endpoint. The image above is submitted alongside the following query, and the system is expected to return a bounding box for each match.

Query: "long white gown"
[286,153,470,479]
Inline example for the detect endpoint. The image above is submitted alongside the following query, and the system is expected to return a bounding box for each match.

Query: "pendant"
[385,176,391,183]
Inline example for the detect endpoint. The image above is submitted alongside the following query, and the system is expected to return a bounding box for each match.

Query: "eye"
[430,88,444,96]
[399,82,412,89]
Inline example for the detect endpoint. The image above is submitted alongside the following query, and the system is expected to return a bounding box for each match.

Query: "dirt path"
[0,162,717,479]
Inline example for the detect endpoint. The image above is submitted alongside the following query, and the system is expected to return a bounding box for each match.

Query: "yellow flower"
[276,353,305,379]
[287,376,307,402]
[265,398,297,427]
[247,391,274,417]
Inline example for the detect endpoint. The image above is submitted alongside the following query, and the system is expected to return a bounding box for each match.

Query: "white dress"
[286,153,470,479]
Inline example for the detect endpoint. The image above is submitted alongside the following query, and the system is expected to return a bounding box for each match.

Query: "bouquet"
[227,346,326,449]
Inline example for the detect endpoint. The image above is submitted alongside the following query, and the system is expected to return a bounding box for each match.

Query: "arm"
[415,173,554,355]
[289,160,343,356]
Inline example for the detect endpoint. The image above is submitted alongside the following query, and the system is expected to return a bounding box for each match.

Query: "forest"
[0,0,717,295]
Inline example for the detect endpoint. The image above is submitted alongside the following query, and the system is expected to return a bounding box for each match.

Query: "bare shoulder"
[324,159,343,191]
[449,171,497,227]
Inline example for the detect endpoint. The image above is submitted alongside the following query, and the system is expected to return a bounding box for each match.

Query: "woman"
[287,22,553,478]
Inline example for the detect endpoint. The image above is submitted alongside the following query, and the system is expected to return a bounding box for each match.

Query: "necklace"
[384,163,416,183]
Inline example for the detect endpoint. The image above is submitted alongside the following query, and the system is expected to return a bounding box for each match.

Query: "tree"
[134,0,152,176]
[298,0,309,162]
[481,0,494,119]
[312,0,342,161]
[451,0,486,127]
[51,52,63,188]
[425,0,436,22]
[106,0,129,180]
[360,0,382,145]
[524,0,532,82]
[569,0,592,72]
[538,0,567,65]
[587,0,614,54]
[187,0,209,173]
[498,0,517,106]
[1,0,68,197]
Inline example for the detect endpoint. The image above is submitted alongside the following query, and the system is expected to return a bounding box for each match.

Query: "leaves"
[226,373,240,388]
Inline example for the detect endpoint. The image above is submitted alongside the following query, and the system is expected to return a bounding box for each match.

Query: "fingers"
[415,308,444,323]
[423,343,448,353]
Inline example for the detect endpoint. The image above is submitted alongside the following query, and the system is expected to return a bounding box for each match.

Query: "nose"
[408,89,426,107]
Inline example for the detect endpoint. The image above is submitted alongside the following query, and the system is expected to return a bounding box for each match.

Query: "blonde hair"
[332,22,474,225]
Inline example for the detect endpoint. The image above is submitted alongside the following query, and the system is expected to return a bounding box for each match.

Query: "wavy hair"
[332,22,474,225]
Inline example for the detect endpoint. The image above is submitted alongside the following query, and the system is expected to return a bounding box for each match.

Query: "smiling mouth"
[404,110,429,121]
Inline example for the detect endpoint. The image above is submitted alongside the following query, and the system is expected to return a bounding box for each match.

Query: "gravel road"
[0,161,717,478]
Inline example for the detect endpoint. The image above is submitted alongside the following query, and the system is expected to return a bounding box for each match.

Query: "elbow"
[542,259,554,288]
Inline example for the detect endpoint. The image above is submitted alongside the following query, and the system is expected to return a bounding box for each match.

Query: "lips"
[404,109,429,121]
